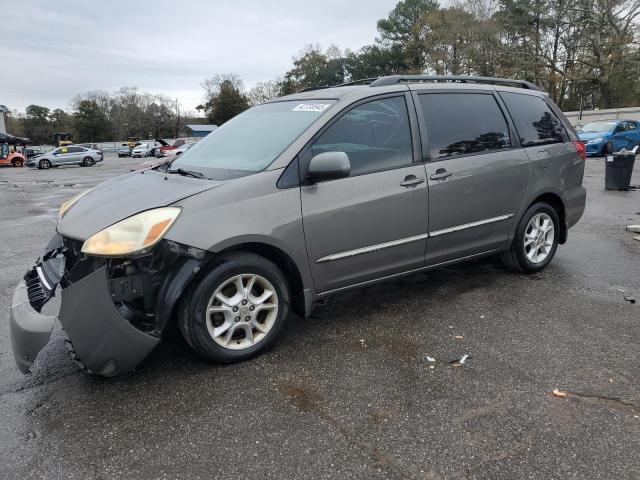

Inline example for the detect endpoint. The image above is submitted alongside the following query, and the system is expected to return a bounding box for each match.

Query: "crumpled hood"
[577,131,610,141]
[57,170,227,240]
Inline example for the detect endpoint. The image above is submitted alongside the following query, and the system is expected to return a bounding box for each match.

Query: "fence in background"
[564,106,640,127]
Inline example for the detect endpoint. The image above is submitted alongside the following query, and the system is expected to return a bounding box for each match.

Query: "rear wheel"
[500,202,560,273]
[82,157,93,166]
[179,252,290,363]
[39,159,51,169]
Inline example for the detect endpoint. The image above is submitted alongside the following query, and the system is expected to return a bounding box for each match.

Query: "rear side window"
[418,93,511,160]
[500,92,569,147]
[311,96,413,176]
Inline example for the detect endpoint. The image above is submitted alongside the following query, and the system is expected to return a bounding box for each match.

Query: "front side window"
[418,93,511,160]
[500,92,569,147]
[171,100,336,179]
[310,96,413,176]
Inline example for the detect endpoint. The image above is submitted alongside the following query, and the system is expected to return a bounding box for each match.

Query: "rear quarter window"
[500,92,569,147]
[418,92,511,160]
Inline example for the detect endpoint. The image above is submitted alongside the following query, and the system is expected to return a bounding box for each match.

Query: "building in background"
[182,124,218,138]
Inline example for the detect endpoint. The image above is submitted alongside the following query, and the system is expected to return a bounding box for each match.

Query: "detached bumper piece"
[10,234,205,377]
[10,281,57,373]
[59,266,159,377]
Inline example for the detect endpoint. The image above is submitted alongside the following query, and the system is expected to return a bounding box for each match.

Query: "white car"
[131,142,158,158]
[160,142,197,160]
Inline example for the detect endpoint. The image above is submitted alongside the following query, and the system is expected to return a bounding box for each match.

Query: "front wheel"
[500,202,560,273]
[39,159,51,169]
[12,158,23,167]
[178,252,291,363]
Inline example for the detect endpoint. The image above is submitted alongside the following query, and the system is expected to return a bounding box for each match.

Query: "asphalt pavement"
[0,153,638,479]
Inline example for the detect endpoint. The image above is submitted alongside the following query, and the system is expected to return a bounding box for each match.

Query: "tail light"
[573,140,586,160]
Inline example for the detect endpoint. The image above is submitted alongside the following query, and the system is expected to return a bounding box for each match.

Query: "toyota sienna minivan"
[10,75,586,377]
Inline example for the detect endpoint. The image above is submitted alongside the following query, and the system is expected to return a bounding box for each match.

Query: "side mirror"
[307,152,351,182]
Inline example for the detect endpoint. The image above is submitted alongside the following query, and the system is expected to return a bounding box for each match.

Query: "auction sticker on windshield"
[292,103,332,112]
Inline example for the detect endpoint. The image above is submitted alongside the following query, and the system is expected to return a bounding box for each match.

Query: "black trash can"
[605,151,636,190]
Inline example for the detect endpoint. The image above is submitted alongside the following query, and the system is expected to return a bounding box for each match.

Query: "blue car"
[577,119,640,156]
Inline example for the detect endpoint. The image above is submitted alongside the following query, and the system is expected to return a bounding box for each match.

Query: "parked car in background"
[10,75,587,377]
[117,144,132,158]
[26,145,103,169]
[25,148,43,159]
[78,143,103,155]
[159,142,196,160]
[132,142,159,158]
[576,119,640,156]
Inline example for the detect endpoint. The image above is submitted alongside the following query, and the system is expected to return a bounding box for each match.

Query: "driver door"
[300,94,429,294]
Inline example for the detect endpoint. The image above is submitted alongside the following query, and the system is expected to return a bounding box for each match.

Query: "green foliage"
[74,100,112,142]
[203,79,250,125]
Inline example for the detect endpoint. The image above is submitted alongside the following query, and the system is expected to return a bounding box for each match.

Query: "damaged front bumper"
[9,233,205,377]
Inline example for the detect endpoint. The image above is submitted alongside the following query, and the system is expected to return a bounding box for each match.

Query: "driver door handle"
[430,169,452,180]
[400,175,425,187]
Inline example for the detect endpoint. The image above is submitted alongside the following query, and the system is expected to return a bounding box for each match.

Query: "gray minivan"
[10,75,586,376]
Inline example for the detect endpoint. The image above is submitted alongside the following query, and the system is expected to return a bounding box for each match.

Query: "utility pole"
[0,105,7,134]
[175,98,180,138]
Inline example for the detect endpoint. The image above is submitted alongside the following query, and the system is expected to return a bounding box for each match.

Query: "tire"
[604,142,614,155]
[39,159,51,169]
[12,158,23,167]
[118,154,123,158]
[178,252,291,363]
[82,157,93,167]
[500,202,560,273]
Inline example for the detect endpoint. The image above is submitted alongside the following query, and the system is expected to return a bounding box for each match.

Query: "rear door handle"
[430,169,452,181]
[400,175,425,187]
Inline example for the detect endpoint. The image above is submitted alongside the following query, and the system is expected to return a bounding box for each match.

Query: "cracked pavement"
[1,154,639,479]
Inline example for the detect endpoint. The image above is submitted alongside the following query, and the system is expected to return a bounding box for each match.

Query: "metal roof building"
[183,124,218,138]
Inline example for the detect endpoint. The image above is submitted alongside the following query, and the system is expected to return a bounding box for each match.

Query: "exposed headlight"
[586,137,604,144]
[81,207,181,256]
[59,189,93,219]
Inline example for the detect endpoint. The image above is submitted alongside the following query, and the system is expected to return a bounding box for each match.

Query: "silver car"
[28,145,103,169]
[10,75,586,376]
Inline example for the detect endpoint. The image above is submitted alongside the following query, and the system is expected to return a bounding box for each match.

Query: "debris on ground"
[623,296,636,304]
[553,389,567,398]
[609,378,614,384]
[426,356,436,363]
[625,225,640,233]
[450,354,471,368]
[454,335,464,340]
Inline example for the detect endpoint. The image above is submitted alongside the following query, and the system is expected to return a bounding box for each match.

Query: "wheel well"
[529,193,567,244]
[220,243,306,316]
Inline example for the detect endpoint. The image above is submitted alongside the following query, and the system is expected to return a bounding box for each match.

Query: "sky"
[1,0,401,114]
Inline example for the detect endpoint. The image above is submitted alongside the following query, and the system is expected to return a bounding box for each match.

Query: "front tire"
[603,142,614,155]
[12,158,23,167]
[500,202,560,273]
[39,159,51,169]
[178,252,291,363]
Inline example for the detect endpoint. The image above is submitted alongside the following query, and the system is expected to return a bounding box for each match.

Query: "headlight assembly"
[81,207,181,256]
[59,189,93,219]
[586,137,604,144]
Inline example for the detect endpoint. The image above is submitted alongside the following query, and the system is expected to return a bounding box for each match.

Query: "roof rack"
[297,77,380,93]
[369,75,542,91]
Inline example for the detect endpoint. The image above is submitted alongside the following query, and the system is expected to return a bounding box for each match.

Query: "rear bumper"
[564,185,587,230]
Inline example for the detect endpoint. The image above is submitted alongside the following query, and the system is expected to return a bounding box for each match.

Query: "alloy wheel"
[205,274,278,350]
[524,213,555,264]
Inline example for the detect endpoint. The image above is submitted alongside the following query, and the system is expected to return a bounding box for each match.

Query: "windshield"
[580,121,616,133]
[170,100,336,178]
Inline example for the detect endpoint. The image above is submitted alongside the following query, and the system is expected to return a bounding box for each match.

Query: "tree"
[74,100,112,142]
[377,0,441,72]
[284,45,346,90]
[202,78,250,125]
[23,105,51,144]
[247,80,282,106]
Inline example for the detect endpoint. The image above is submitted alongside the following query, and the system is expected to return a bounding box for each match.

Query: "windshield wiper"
[166,168,207,179]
